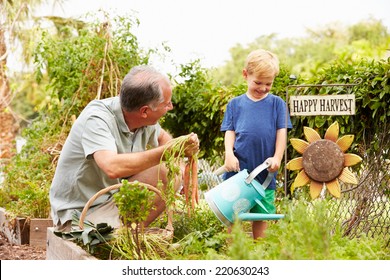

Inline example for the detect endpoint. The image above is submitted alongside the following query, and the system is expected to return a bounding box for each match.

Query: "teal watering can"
[204,161,284,226]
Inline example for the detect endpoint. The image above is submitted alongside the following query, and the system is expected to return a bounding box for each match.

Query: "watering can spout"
[238,212,285,221]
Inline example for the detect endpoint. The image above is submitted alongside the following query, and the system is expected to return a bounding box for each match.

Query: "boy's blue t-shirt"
[221,93,292,190]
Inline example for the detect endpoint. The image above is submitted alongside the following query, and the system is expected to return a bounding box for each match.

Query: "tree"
[211,18,390,85]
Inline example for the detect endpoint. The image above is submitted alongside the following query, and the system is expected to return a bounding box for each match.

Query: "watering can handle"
[214,161,274,188]
[244,161,274,189]
[214,166,226,176]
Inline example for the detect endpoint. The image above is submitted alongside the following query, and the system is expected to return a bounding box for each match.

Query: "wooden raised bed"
[46,227,97,260]
[0,207,29,245]
[0,207,52,249]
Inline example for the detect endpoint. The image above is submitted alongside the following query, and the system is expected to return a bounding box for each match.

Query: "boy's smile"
[243,70,275,101]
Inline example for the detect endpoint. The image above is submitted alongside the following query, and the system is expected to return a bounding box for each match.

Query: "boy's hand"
[224,154,240,172]
[265,157,281,173]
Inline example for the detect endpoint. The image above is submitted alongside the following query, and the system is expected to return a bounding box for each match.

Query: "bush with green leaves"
[187,198,390,260]
[0,121,57,218]
[163,57,390,198]
[1,14,152,218]
[164,60,292,164]
[139,198,390,260]
[289,57,390,155]
[252,198,390,260]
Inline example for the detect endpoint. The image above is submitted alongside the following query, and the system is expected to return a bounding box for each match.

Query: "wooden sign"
[289,94,355,116]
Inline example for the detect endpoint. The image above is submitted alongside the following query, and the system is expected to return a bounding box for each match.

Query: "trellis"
[329,124,390,244]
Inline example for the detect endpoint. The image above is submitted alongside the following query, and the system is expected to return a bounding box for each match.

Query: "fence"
[329,150,390,244]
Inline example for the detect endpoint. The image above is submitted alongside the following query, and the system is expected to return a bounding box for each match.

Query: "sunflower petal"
[336,135,354,152]
[294,170,311,187]
[310,180,324,199]
[290,138,309,154]
[290,182,296,194]
[286,157,303,171]
[304,127,321,143]
[338,167,359,184]
[326,179,341,198]
[344,153,362,167]
[324,121,339,142]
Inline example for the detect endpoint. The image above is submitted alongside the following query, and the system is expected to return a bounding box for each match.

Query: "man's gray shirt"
[49,96,161,225]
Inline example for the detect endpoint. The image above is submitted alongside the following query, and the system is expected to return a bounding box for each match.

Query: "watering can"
[204,160,284,226]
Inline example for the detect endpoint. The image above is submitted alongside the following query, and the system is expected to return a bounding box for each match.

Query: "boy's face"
[243,69,275,100]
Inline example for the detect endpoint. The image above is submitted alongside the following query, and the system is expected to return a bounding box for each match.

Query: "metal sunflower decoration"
[286,121,362,199]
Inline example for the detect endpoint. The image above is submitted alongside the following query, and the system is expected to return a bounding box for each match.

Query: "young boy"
[221,49,292,239]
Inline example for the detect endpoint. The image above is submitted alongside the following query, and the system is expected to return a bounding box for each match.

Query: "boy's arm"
[267,128,287,172]
[224,130,240,172]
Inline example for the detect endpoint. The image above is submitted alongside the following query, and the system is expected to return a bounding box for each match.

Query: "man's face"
[145,81,173,125]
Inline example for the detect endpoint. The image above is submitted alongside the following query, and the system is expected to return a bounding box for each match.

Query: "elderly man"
[50,65,199,232]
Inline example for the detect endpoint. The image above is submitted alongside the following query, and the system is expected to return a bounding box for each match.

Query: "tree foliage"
[164,56,390,175]
[164,60,293,164]
[212,17,390,84]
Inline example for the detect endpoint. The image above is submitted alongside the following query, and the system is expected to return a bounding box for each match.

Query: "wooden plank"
[0,207,30,245]
[46,227,97,260]
[29,219,53,248]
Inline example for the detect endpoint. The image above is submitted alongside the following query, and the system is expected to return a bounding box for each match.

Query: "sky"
[29,0,390,74]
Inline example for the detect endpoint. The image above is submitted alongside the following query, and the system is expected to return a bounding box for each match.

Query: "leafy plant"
[0,130,55,218]
[0,14,153,218]
[113,180,156,227]
[169,200,226,241]
[164,201,228,259]
[109,227,174,260]
[247,198,390,260]
[166,198,390,260]
[112,180,157,259]
[54,212,115,256]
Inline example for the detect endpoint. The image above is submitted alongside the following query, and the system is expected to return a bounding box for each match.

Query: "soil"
[0,231,46,260]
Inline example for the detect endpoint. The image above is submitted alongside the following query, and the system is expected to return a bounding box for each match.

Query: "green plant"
[0,14,153,218]
[112,180,157,259]
[168,198,389,260]
[164,61,235,164]
[168,201,228,259]
[113,180,156,227]
[158,134,199,217]
[109,227,174,260]
[54,212,115,256]
[226,221,257,259]
[250,198,390,260]
[1,132,55,218]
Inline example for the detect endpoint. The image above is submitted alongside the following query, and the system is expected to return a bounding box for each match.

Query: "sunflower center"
[302,139,345,182]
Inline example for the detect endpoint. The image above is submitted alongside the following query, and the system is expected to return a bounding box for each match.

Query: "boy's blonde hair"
[244,49,280,77]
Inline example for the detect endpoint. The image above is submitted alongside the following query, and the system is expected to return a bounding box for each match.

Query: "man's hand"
[184,132,199,157]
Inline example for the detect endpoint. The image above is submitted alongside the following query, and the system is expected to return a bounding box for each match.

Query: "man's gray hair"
[120,65,169,112]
